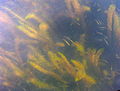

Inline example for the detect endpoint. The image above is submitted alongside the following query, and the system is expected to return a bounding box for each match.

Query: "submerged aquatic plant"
[0,2,119,91]
[28,41,96,90]
[26,39,115,91]
[106,4,120,42]
[65,0,90,18]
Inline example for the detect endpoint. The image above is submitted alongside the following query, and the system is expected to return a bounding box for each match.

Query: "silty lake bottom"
[0,0,120,91]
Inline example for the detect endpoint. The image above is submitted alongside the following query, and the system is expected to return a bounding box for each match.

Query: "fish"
[116,54,120,59]
[103,39,109,46]
[97,32,104,36]
[63,39,71,46]
[99,26,106,29]
[97,8,101,12]
[96,32,108,39]
[95,19,102,25]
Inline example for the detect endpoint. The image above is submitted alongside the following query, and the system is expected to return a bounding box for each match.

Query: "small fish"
[76,22,81,26]
[96,32,108,39]
[95,19,102,25]
[103,39,109,46]
[64,37,74,43]
[63,39,71,46]
[99,26,106,29]
[116,54,120,59]
[97,8,101,12]
[97,32,104,36]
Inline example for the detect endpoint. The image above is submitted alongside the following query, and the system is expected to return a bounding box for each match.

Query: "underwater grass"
[0,1,120,91]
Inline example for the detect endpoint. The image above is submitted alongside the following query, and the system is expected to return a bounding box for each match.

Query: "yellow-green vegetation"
[0,3,117,91]
[26,40,113,90]
[107,4,120,40]
[27,41,97,90]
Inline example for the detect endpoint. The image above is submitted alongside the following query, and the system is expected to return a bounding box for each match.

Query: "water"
[0,0,120,91]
